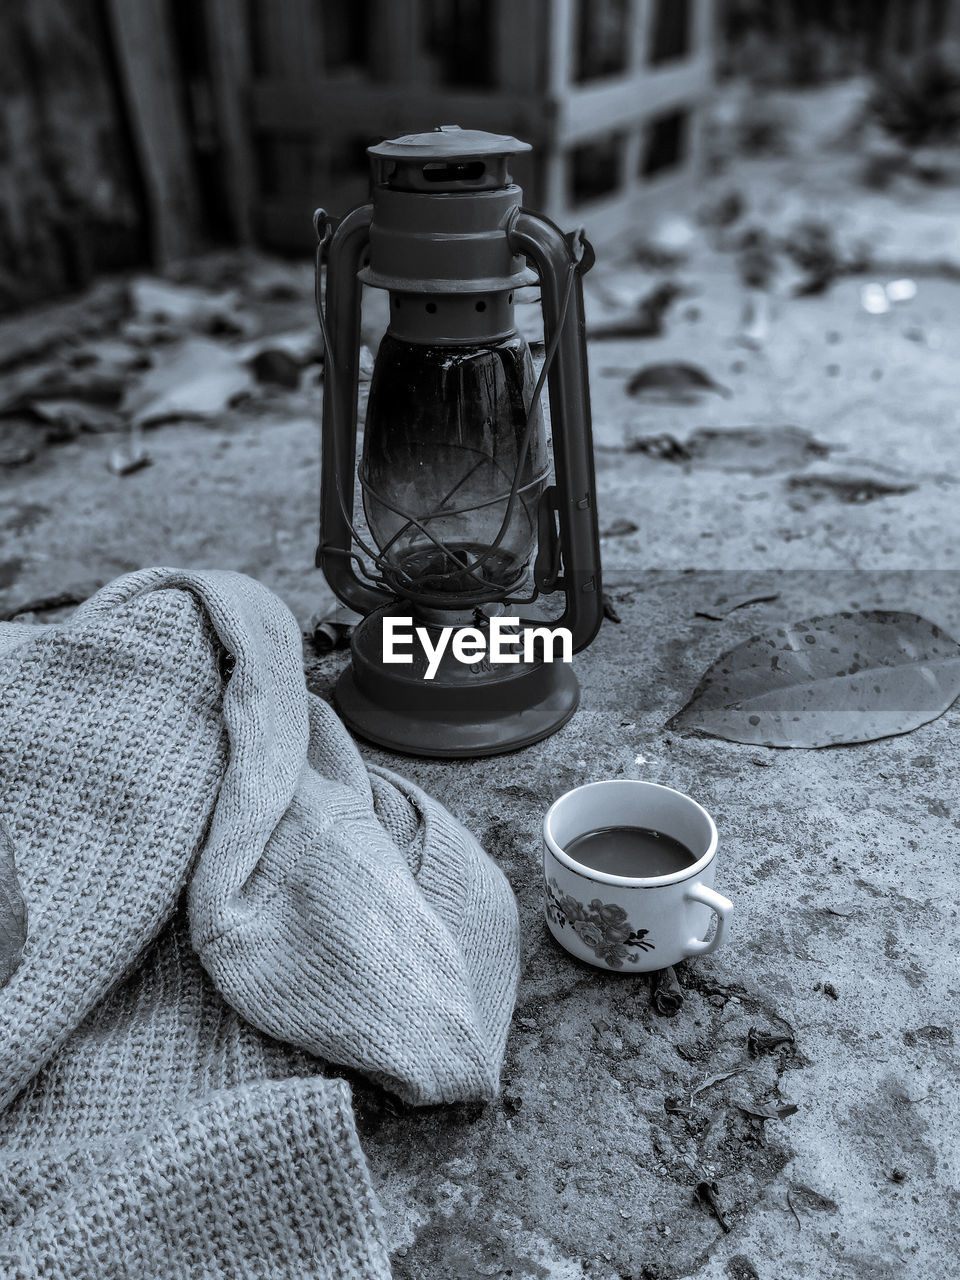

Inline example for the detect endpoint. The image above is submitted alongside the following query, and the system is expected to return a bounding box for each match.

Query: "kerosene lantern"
[315,126,602,757]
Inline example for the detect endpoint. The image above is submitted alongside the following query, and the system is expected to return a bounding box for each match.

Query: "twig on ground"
[786,1189,802,1231]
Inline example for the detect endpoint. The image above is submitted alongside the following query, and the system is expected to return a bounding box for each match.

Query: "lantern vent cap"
[368,126,532,162]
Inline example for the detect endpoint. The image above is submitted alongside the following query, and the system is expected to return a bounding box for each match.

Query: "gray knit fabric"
[0,568,521,1278]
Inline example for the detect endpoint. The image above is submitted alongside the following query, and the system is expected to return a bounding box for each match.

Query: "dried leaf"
[650,965,684,1016]
[121,339,254,427]
[247,260,313,301]
[737,227,778,289]
[624,425,829,473]
[701,1106,728,1149]
[0,436,35,467]
[240,325,323,388]
[746,1027,795,1056]
[626,362,731,401]
[698,189,745,228]
[0,362,125,416]
[108,421,151,475]
[601,517,639,538]
[29,400,123,434]
[130,278,248,334]
[1,819,27,987]
[788,1181,839,1214]
[239,328,322,367]
[624,433,691,461]
[664,1097,693,1117]
[602,595,622,625]
[686,426,828,473]
[247,349,301,388]
[0,280,125,371]
[589,282,685,340]
[119,319,177,347]
[787,473,917,504]
[308,607,360,655]
[695,592,781,620]
[693,1180,730,1232]
[690,1067,746,1098]
[739,1101,799,1121]
[69,338,148,373]
[785,217,844,297]
[667,611,960,748]
[108,447,152,476]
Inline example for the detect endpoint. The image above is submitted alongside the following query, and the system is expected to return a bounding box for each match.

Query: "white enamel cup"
[543,780,733,972]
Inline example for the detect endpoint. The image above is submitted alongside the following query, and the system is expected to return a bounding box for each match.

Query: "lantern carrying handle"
[316,202,397,616]
[508,210,604,654]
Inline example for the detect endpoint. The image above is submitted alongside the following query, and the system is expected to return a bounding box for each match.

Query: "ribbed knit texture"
[0,568,521,1278]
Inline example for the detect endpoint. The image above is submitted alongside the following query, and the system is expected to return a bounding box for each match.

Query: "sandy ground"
[1,82,958,1280]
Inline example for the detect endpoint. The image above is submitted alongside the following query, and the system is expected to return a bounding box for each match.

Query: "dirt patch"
[847,1075,939,1180]
[393,1216,551,1280]
[366,953,803,1280]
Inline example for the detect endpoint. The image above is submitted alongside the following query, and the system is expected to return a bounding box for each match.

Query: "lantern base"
[334,607,580,758]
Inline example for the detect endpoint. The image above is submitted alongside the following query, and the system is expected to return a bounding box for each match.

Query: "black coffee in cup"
[564,825,697,878]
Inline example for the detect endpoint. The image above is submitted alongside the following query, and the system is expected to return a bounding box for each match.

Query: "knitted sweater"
[0,569,520,1278]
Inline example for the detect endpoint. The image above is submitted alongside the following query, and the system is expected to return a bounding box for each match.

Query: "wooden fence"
[206,0,714,251]
[0,0,148,312]
[9,0,960,310]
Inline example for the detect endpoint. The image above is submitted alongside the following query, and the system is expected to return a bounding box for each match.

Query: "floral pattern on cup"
[545,877,655,968]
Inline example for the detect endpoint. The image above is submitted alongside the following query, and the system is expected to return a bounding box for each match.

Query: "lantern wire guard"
[313,220,576,610]
[314,127,604,757]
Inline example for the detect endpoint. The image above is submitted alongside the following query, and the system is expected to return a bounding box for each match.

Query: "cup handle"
[682,883,733,958]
